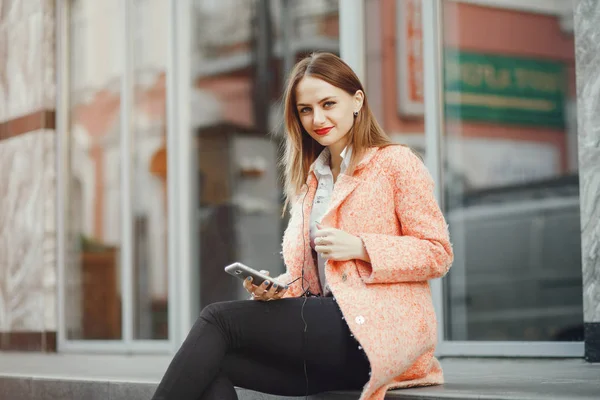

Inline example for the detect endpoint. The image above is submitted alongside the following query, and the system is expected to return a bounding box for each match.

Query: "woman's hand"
[243,270,288,301]
[314,224,371,262]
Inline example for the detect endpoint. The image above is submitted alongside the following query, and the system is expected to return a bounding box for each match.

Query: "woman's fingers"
[315,230,338,246]
[315,244,334,260]
[243,277,267,301]
[315,244,330,254]
[253,279,271,297]
[315,237,328,246]
[242,274,285,301]
[272,285,287,300]
[315,227,335,236]
[254,272,272,300]
[243,277,254,294]
[265,282,280,299]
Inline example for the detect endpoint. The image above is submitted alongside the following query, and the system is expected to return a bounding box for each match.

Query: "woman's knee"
[197,301,247,332]
[198,302,226,326]
[194,301,249,347]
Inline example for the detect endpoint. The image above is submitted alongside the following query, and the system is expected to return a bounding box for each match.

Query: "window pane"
[364,0,583,343]
[364,0,426,153]
[441,1,583,341]
[190,0,340,307]
[66,0,122,340]
[131,0,169,340]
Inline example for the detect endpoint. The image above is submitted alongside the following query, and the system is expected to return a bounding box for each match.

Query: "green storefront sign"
[444,49,566,128]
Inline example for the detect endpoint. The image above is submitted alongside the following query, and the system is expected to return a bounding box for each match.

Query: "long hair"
[281,52,393,211]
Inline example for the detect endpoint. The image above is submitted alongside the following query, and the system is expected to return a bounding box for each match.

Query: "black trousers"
[151,297,371,399]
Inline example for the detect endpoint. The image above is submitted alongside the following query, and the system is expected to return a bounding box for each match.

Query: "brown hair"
[280,52,393,211]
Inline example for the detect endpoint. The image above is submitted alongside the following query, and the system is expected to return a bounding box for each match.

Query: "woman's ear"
[354,90,365,112]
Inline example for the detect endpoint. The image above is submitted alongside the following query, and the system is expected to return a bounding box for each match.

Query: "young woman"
[151,52,453,400]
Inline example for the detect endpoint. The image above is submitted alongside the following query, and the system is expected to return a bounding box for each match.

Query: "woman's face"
[295,76,363,151]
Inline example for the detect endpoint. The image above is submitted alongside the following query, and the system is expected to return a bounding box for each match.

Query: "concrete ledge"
[1,354,599,400]
[0,377,331,400]
[2,375,600,400]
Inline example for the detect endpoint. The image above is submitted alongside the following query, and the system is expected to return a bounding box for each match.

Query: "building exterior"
[0,0,598,363]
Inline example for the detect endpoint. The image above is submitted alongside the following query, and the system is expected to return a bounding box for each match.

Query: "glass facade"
[189,0,340,307]
[363,0,582,343]
[58,0,584,353]
[364,0,582,343]
[64,0,169,341]
[66,0,123,340]
[441,1,582,342]
[130,0,170,340]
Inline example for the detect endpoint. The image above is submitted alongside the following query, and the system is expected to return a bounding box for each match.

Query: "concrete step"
[1,353,599,400]
[0,377,357,400]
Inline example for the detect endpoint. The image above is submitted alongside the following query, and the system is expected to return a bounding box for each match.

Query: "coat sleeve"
[274,196,304,298]
[357,148,453,283]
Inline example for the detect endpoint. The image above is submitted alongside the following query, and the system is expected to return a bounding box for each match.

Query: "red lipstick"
[314,127,333,136]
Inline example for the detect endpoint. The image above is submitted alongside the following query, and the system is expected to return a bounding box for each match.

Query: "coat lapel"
[303,172,318,233]
[321,174,360,225]
[320,147,380,225]
[298,172,321,293]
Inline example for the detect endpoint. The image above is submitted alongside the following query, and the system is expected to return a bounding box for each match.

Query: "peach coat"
[277,145,454,400]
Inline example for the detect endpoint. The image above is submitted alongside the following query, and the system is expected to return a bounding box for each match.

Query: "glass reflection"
[441,1,583,341]
[363,0,583,342]
[131,0,169,340]
[66,0,122,340]
[191,0,340,307]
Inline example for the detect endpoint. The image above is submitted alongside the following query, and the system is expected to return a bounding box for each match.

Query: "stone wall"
[574,0,600,363]
[0,0,56,351]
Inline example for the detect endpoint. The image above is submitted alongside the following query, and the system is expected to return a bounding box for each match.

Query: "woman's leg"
[198,355,320,400]
[151,297,370,400]
[217,349,368,398]
[198,372,237,400]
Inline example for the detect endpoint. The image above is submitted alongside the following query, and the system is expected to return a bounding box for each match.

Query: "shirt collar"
[313,145,353,178]
[340,145,352,172]
[313,147,331,176]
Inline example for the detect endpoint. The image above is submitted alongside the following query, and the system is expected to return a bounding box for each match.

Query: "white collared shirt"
[310,146,352,296]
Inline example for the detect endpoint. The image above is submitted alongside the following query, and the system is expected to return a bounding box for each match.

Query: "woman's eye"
[323,101,335,108]
[299,107,311,114]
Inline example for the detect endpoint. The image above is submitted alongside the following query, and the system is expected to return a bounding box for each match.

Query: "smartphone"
[224,262,285,292]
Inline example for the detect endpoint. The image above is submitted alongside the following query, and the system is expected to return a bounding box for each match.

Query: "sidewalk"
[0,352,598,399]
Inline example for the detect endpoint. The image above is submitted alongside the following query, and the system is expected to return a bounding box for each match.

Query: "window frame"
[55,0,184,354]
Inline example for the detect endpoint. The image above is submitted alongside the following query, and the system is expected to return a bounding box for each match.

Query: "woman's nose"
[313,108,325,125]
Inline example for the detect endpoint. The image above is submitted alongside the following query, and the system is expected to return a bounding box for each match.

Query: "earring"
[353,111,358,117]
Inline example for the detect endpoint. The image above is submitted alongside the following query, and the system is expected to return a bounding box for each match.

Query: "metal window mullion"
[120,0,134,345]
[178,0,196,344]
[166,0,179,350]
[437,341,584,357]
[422,0,446,349]
[56,0,70,351]
[168,0,195,347]
[59,339,174,354]
[281,0,294,76]
[339,0,366,84]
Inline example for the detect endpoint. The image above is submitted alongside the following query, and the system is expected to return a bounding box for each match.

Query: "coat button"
[355,315,365,325]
